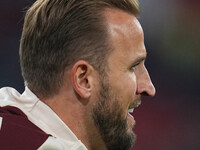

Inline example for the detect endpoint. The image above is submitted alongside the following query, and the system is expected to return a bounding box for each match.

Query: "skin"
[104,8,156,130]
[42,8,156,150]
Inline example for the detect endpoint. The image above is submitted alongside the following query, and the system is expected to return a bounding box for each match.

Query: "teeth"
[128,108,134,113]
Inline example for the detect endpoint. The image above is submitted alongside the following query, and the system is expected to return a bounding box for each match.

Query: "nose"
[136,67,156,97]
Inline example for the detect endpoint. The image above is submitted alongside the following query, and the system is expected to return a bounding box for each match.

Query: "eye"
[130,62,140,71]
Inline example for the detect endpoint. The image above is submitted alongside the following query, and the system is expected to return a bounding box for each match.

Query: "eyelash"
[131,62,140,71]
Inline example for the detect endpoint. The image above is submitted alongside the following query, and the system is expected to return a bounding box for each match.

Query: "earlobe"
[71,61,92,99]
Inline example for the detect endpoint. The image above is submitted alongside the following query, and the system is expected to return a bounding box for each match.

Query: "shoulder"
[0,106,86,150]
[0,106,49,150]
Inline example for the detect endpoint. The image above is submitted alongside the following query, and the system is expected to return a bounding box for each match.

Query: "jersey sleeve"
[0,106,49,150]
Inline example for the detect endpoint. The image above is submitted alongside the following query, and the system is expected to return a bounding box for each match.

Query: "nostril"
[141,92,149,96]
[137,85,156,97]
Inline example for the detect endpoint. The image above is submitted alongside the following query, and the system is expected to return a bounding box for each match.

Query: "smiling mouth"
[127,99,141,121]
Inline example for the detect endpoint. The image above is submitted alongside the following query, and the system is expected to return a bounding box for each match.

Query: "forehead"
[104,8,143,36]
[104,8,146,67]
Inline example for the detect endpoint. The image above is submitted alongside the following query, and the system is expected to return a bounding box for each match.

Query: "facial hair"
[92,80,136,150]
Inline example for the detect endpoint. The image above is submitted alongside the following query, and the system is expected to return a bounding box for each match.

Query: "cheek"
[109,73,137,105]
[116,74,137,95]
[118,74,137,105]
[127,73,137,93]
[120,75,137,115]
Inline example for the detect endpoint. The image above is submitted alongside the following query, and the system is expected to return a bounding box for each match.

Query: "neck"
[42,89,106,150]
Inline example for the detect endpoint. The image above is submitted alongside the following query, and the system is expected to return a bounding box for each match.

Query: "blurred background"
[0,0,199,149]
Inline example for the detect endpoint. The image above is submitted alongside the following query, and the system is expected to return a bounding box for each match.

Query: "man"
[0,0,155,149]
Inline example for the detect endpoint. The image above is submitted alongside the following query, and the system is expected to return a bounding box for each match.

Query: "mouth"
[127,107,135,120]
[128,99,141,114]
[127,100,141,127]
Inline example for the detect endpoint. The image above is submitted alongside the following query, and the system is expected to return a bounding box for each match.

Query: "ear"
[71,60,94,99]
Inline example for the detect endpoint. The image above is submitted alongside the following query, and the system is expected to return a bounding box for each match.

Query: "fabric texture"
[0,106,49,150]
[0,87,87,150]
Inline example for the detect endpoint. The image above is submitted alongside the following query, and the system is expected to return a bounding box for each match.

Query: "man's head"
[20,0,140,98]
[20,0,155,149]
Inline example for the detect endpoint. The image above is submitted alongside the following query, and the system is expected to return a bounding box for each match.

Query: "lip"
[127,112,135,128]
[127,99,141,127]
[128,112,134,119]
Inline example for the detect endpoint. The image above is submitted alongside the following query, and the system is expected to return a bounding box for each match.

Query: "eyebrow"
[135,56,146,63]
[135,52,147,63]
[130,53,147,67]
[130,53,147,68]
